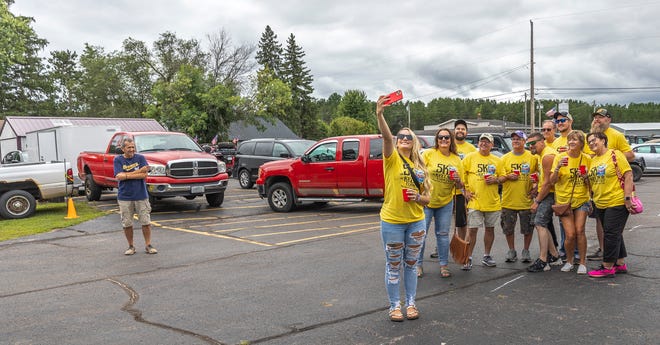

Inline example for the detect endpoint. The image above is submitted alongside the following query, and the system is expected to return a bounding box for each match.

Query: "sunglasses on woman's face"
[397,133,413,141]
[437,135,451,141]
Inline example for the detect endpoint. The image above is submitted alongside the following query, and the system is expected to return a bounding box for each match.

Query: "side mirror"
[203,145,212,153]
[301,155,310,163]
[279,153,291,158]
[115,147,124,155]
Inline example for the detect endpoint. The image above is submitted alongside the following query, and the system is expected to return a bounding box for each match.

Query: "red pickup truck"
[77,131,229,207]
[256,134,384,212]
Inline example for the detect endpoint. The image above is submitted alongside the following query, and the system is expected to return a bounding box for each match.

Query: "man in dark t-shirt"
[113,138,157,255]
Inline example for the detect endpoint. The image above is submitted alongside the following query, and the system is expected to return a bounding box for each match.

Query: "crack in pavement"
[106,278,226,345]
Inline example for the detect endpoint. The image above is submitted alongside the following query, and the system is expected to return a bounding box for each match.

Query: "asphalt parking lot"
[1,178,659,345]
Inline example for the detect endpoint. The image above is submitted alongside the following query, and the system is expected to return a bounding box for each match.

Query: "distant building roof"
[228,117,299,140]
[421,118,529,135]
[1,116,165,137]
[611,122,660,137]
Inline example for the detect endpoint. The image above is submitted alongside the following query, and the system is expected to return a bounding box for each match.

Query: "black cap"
[592,108,611,118]
[454,119,468,129]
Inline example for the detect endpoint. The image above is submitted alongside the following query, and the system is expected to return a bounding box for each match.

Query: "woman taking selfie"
[376,94,431,321]
[585,132,634,278]
[549,130,591,274]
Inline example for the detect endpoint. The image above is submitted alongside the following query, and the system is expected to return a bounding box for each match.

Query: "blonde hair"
[396,127,432,194]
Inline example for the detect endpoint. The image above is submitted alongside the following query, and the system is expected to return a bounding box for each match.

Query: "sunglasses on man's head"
[525,140,538,148]
[397,133,413,141]
[541,128,553,132]
[437,135,451,141]
[555,118,569,124]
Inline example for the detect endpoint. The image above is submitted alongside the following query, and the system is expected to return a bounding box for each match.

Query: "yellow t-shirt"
[551,152,592,208]
[501,150,538,210]
[552,136,567,151]
[589,150,631,209]
[423,149,462,208]
[538,146,558,193]
[462,152,504,211]
[380,152,425,224]
[584,127,632,155]
[454,141,476,196]
[456,141,477,160]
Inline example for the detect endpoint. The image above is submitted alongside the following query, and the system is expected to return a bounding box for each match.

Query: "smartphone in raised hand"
[383,90,403,105]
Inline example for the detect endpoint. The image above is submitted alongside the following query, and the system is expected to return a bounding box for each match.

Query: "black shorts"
[454,194,467,227]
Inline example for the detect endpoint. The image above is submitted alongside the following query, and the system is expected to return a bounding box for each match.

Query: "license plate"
[191,186,205,194]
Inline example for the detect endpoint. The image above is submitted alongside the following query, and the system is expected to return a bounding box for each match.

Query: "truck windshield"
[135,134,202,153]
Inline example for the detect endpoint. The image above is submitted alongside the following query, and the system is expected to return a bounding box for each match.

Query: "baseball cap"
[592,108,611,118]
[454,119,468,129]
[511,130,527,140]
[553,111,573,121]
[479,133,494,142]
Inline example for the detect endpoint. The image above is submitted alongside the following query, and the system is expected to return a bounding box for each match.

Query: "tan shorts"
[467,209,501,229]
[118,199,151,228]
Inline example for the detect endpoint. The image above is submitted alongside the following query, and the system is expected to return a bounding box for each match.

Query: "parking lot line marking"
[490,274,525,292]
[151,221,273,247]
[274,226,379,246]
[253,214,376,228]
[247,227,332,237]
[156,216,220,223]
[213,227,248,233]
[196,213,333,227]
[152,204,266,215]
[339,221,379,228]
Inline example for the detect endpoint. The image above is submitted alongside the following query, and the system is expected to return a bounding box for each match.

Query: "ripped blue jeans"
[380,219,426,310]
[420,200,454,267]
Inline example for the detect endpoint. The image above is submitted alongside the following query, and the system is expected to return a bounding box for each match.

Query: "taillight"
[66,168,74,184]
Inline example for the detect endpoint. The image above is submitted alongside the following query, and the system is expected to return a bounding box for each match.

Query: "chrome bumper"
[147,179,228,197]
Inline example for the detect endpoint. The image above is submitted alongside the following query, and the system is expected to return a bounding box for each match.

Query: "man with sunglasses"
[525,132,563,272]
[541,120,557,148]
[462,133,505,269]
[584,108,635,261]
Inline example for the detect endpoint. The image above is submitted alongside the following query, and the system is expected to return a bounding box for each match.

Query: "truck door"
[365,137,385,197]
[334,139,364,196]
[296,141,338,196]
[103,134,124,184]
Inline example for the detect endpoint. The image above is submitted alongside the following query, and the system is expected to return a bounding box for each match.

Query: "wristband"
[625,196,631,201]
[534,199,541,204]
[416,193,421,202]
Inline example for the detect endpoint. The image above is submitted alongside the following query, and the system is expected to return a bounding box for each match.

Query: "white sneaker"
[561,263,574,272]
[577,264,587,275]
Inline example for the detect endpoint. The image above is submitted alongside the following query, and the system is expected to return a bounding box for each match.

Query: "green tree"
[206,29,255,90]
[77,44,125,117]
[328,116,376,136]
[282,33,315,137]
[250,68,291,122]
[46,50,82,115]
[337,90,373,125]
[255,25,283,77]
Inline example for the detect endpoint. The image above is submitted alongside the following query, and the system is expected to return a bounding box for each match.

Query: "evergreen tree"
[255,25,283,77]
[282,33,315,138]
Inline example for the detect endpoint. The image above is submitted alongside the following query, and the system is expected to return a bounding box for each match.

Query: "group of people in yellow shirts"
[377,93,635,322]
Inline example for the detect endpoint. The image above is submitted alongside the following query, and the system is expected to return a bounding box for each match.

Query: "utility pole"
[406,102,411,128]
[524,92,527,127]
[530,20,535,131]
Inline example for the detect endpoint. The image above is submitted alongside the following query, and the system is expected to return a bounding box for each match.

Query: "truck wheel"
[238,169,254,189]
[0,190,37,219]
[85,175,102,201]
[631,164,643,182]
[206,192,224,207]
[268,182,295,212]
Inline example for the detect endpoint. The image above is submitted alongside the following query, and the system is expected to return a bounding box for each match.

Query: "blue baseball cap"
[511,130,527,140]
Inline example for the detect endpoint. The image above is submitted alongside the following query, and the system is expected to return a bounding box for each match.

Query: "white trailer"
[24,126,120,187]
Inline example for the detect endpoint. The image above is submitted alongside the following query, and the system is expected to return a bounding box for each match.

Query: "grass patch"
[0,200,109,242]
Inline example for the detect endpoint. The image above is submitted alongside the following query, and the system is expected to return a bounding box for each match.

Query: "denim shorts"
[574,201,591,213]
[534,193,554,228]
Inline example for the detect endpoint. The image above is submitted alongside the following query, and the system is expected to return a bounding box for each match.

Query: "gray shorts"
[467,209,501,228]
[534,193,554,228]
[118,199,151,228]
[501,208,534,235]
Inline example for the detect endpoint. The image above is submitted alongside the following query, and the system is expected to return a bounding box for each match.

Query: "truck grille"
[168,159,219,178]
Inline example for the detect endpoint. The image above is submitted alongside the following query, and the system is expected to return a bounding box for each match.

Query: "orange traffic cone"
[65,197,79,219]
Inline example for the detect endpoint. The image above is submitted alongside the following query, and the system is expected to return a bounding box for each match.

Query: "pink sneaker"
[588,265,615,278]
[614,264,628,274]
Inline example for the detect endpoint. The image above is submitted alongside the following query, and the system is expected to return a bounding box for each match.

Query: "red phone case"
[383,90,403,105]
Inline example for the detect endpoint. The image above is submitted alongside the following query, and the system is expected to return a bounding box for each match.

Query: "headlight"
[217,161,226,173]
[148,164,166,176]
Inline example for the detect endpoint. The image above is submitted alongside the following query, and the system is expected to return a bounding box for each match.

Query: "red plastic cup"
[558,146,568,153]
[483,173,491,181]
[561,156,569,166]
[513,170,520,176]
[579,165,587,175]
[449,170,456,180]
[402,188,410,202]
[530,172,539,182]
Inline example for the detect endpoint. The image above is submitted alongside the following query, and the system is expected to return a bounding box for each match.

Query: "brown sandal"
[406,305,419,320]
[440,266,451,278]
[389,307,404,322]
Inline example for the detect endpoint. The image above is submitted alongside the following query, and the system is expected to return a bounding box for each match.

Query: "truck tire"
[631,164,643,182]
[85,175,102,201]
[268,182,295,212]
[0,190,37,219]
[238,169,254,189]
[206,192,224,207]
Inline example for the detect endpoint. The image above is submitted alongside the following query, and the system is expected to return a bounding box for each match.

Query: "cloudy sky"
[11,0,660,106]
